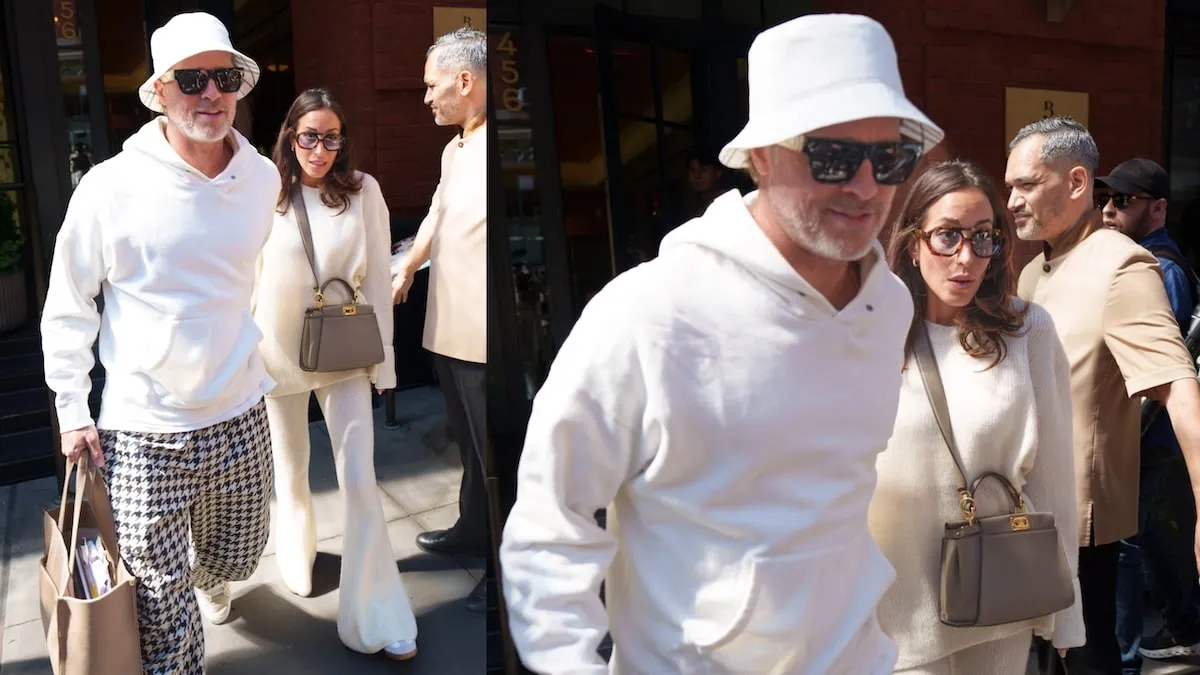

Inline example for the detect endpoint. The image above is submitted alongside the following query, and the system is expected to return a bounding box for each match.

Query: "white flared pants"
[265,375,417,653]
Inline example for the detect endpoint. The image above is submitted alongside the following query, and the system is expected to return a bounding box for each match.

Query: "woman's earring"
[912,258,919,268]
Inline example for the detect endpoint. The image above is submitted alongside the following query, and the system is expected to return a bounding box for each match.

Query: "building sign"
[491,30,528,121]
[1004,87,1089,145]
[1047,0,1074,22]
[433,6,485,39]
[53,0,81,46]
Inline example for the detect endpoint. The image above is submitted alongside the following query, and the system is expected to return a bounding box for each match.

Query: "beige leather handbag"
[913,325,1075,628]
[292,186,385,373]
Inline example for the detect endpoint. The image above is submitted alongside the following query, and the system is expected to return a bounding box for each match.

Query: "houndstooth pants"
[99,401,273,675]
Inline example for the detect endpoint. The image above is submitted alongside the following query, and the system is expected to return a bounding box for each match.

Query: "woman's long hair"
[272,87,362,215]
[885,159,1027,369]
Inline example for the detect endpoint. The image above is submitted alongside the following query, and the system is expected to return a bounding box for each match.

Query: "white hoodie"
[42,117,280,433]
[500,190,915,675]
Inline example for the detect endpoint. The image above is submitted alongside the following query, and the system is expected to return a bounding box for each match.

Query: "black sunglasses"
[1095,192,1153,210]
[916,227,1004,258]
[295,131,346,152]
[800,137,924,186]
[163,67,244,95]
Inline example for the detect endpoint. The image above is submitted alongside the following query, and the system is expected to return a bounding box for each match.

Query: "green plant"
[0,192,21,273]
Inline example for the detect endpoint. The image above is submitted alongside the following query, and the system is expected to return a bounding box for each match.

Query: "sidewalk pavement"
[0,386,484,674]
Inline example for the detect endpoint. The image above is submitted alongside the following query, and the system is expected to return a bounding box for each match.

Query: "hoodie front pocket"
[679,545,848,675]
[141,316,263,409]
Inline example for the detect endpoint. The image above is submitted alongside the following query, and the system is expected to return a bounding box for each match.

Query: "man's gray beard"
[174,113,231,144]
[771,196,878,262]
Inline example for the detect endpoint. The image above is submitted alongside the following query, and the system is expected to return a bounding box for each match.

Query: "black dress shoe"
[465,578,488,613]
[415,529,487,557]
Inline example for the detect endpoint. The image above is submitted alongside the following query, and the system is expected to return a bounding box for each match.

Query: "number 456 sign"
[495,32,523,113]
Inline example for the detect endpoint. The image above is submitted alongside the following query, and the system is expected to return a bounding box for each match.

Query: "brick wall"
[291,0,485,225]
[817,0,1167,265]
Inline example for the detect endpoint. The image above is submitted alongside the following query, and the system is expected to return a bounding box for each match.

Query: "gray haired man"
[41,12,278,672]
[391,28,489,612]
[1008,117,1200,674]
[501,14,941,674]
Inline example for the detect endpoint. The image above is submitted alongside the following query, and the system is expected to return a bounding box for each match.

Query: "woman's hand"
[1058,648,1068,658]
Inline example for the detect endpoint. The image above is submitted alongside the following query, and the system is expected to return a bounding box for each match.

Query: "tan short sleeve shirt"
[422,126,487,364]
[1018,227,1195,546]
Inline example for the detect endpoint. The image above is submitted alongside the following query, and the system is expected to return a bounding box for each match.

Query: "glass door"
[1166,0,1200,262]
[593,4,703,274]
[0,3,35,334]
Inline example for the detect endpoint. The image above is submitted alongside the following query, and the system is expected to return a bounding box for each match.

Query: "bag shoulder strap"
[291,184,363,304]
[1146,244,1194,278]
[912,324,969,490]
[291,185,321,293]
[914,324,1026,517]
[1147,244,1200,309]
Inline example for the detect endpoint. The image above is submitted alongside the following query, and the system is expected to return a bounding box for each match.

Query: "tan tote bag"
[913,324,1076,628]
[39,459,141,674]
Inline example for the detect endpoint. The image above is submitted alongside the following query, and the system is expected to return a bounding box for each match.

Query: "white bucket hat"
[719,14,943,170]
[137,12,260,113]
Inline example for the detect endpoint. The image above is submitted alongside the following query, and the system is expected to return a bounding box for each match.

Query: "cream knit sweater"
[253,172,396,398]
[868,301,1085,669]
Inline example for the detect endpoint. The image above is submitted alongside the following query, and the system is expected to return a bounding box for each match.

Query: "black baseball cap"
[1095,158,1170,200]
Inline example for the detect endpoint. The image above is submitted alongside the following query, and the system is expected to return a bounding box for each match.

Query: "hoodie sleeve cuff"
[371,346,397,391]
[55,394,95,433]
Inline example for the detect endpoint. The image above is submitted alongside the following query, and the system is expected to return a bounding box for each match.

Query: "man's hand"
[1058,648,1069,658]
[391,268,414,305]
[1149,377,1200,574]
[61,425,103,467]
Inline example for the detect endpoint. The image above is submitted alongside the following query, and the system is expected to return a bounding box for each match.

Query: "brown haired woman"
[252,88,417,660]
[866,159,1083,673]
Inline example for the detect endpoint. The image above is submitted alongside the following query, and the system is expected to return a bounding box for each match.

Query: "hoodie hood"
[123,116,261,187]
[659,188,889,307]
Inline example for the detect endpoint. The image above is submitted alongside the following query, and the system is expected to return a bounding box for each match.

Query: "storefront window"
[763,0,814,26]
[52,0,95,190]
[0,6,29,328]
[1167,54,1200,230]
[1166,4,1200,259]
[96,0,153,150]
[493,26,554,399]
[0,92,22,279]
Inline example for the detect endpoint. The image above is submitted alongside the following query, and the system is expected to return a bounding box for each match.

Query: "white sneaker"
[383,639,417,661]
[195,583,232,625]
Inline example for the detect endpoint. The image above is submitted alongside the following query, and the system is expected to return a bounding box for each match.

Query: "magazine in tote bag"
[291,186,385,372]
[39,459,141,675]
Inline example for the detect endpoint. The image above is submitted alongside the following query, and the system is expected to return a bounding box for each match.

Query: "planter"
[0,269,28,334]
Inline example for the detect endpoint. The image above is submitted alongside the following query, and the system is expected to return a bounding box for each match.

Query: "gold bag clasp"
[342,305,357,316]
[1010,515,1031,531]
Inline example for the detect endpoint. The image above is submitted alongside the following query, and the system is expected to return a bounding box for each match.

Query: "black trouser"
[434,353,488,546]
[1066,540,1123,675]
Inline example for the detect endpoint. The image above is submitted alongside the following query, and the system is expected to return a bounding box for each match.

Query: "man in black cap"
[1099,158,1200,671]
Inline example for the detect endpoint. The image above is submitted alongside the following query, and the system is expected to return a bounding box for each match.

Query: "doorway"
[545,6,752,311]
[232,0,293,153]
[594,4,704,273]
[0,3,33,337]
